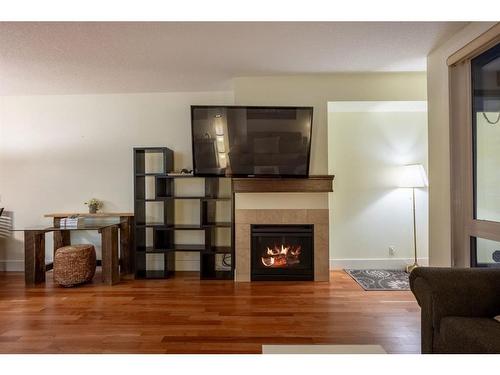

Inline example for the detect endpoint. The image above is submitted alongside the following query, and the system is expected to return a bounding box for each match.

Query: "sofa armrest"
[410,267,500,352]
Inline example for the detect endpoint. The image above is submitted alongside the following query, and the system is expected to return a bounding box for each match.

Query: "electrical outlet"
[389,246,396,256]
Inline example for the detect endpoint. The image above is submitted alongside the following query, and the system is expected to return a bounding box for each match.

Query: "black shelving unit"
[133,147,234,280]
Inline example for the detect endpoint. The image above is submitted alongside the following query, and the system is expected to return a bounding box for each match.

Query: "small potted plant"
[84,198,103,214]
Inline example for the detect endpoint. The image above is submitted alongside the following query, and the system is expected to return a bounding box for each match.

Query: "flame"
[267,244,289,256]
[261,244,301,268]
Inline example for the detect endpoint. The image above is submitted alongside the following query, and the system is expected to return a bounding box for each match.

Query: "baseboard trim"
[0,259,202,272]
[2,258,430,273]
[330,257,429,270]
[0,260,24,272]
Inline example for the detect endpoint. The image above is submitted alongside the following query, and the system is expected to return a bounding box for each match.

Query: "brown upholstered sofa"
[410,267,500,354]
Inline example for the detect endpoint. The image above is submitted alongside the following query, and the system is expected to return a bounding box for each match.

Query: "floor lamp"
[399,164,428,273]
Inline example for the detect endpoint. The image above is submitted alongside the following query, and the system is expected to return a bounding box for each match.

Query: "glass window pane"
[474,237,500,266]
[472,43,500,222]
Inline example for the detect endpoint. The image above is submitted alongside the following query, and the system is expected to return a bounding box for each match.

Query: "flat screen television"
[191,106,313,177]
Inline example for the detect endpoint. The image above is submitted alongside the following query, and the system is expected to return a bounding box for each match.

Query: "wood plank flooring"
[0,270,420,354]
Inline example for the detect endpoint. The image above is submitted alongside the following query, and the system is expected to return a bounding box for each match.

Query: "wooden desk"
[44,213,134,275]
[16,223,122,286]
[23,229,50,285]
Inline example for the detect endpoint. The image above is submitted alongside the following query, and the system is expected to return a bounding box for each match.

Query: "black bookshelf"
[133,147,234,280]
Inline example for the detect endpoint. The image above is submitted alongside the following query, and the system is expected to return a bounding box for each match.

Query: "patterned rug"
[344,269,410,291]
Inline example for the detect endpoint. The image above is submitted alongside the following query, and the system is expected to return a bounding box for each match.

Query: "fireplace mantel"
[231,175,334,193]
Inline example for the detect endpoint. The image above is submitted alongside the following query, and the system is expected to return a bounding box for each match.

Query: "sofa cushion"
[436,317,500,353]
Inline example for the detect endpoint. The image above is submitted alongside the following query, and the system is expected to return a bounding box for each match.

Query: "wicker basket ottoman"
[54,244,96,287]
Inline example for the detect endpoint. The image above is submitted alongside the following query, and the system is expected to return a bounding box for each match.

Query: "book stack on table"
[59,216,84,228]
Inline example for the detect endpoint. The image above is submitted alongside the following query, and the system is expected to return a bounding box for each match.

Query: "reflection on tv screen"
[191,106,313,177]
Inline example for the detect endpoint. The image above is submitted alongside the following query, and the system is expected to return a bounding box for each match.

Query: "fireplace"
[251,224,314,281]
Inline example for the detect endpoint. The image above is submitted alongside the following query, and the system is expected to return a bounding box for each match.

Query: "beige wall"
[427,22,497,266]
[3,68,465,270]
[328,108,428,268]
[0,73,427,272]
[234,73,427,267]
[234,73,427,176]
[0,91,234,270]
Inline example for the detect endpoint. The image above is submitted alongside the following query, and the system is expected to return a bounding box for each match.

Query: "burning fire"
[261,244,301,268]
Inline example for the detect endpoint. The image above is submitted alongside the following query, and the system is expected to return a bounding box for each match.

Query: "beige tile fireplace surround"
[234,209,330,282]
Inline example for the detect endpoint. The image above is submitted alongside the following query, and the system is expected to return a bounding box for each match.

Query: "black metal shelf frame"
[133,147,234,280]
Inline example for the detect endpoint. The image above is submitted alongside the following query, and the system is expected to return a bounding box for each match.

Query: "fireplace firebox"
[251,224,314,281]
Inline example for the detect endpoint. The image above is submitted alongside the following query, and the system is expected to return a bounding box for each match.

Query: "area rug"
[344,269,410,291]
[262,345,386,354]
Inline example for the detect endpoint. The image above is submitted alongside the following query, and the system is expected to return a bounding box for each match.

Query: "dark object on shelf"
[0,208,4,217]
[133,147,234,280]
[216,254,232,271]
[410,267,500,353]
[191,106,313,177]
[167,169,193,176]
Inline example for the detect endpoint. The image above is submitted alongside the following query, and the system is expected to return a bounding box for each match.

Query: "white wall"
[427,22,497,266]
[234,73,427,178]
[234,73,427,268]
[328,104,428,269]
[0,91,234,271]
[0,73,429,272]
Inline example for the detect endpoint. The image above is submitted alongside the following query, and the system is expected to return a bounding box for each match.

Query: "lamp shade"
[399,164,428,188]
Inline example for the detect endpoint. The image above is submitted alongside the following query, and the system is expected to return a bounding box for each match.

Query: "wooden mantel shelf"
[231,175,334,193]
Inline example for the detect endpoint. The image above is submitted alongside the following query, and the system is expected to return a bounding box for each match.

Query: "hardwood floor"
[0,270,420,354]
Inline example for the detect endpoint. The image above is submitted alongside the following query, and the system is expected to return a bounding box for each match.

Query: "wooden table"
[17,222,123,286]
[44,213,134,275]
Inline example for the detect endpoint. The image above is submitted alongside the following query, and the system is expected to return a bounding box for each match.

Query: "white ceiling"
[0,22,467,95]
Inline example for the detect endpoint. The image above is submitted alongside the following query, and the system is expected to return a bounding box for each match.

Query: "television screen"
[191,106,313,177]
